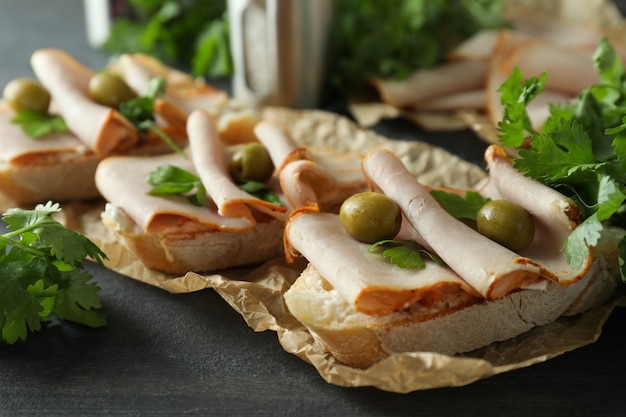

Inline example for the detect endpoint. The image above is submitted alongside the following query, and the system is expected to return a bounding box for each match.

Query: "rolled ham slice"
[486,31,593,129]
[285,212,482,315]
[362,148,543,300]
[95,152,255,235]
[254,120,368,211]
[187,110,287,222]
[30,48,139,157]
[479,145,589,284]
[0,101,88,164]
[372,60,488,109]
[111,53,229,115]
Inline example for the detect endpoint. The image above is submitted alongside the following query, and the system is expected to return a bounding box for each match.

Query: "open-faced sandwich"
[283,145,624,368]
[0,48,227,207]
[94,109,369,274]
[283,38,626,369]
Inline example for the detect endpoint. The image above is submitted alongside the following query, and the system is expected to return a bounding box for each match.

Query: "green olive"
[476,199,535,252]
[3,78,51,112]
[229,142,274,183]
[88,72,137,108]
[339,192,402,243]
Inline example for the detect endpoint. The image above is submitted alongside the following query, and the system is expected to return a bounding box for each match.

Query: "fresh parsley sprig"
[11,109,69,139]
[430,190,491,223]
[147,164,207,206]
[118,77,186,157]
[147,164,281,206]
[0,202,108,344]
[368,240,445,269]
[497,37,626,279]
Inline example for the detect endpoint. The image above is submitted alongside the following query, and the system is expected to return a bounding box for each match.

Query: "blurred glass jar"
[228,0,334,109]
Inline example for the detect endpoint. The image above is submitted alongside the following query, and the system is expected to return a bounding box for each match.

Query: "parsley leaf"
[118,77,186,157]
[0,202,107,344]
[147,164,207,206]
[430,190,490,221]
[368,240,445,269]
[237,180,281,206]
[497,38,626,280]
[497,67,547,147]
[146,164,281,207]
[11,109,69,139]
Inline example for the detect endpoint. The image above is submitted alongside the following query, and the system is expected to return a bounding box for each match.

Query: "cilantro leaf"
[430,190,490,221]
[147,164,207,206]
[2,202,106,267]
[0,202,107,344]
[238,180,281,206]
[11,109,69,139]
[497,38,626,277]
[497,67,547,147]
[118,77,186,157]
[514,117,598,183]
[368,240,445,269]
[147,164,281,207]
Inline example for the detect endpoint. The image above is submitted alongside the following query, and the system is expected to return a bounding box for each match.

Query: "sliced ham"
[0,101,88,164]
[362,148,543,300]
[479,145,589,284]
[501,39,599,96]
[372,60,488,108]
[254,120,367,211]
[95,153,255,235]
[30,48,139,157]
[447,29,499,62]
[187,110,286,221]
[111,53,229,115]
[285,212,482,315]
[485,30,578,129]
[253,121,310,171]
[412,89,485,112]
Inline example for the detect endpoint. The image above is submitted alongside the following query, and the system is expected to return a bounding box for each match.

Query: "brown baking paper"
[11,107,625,393]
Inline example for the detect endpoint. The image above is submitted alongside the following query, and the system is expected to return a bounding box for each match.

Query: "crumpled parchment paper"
[28,107,624,393]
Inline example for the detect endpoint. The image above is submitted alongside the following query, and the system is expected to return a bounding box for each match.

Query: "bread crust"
[0,142,185,207]
[101,208,285,275]
[0,155,100,206]
[284,227,624,369]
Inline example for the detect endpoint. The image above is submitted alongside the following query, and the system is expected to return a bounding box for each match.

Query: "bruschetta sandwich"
[95,109,369,274]
[283,146,624,368]
[0,48,227,206]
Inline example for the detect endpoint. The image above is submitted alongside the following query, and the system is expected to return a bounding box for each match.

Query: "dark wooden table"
[1,1,626,416]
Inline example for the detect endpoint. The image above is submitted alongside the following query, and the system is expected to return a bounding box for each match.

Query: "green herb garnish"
[147,164,207,207]
[118,77,186,157]
[368,240,445,269]
[11,109,69,139]
[498,37,626,279]
[147,164,281,207]
[0,202,107,344]
[430,190,491,222]
[237,180,281,206]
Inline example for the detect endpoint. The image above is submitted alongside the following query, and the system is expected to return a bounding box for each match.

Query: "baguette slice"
[284,226,624,369]
[101,203,285,275]
[0,141,182,208]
